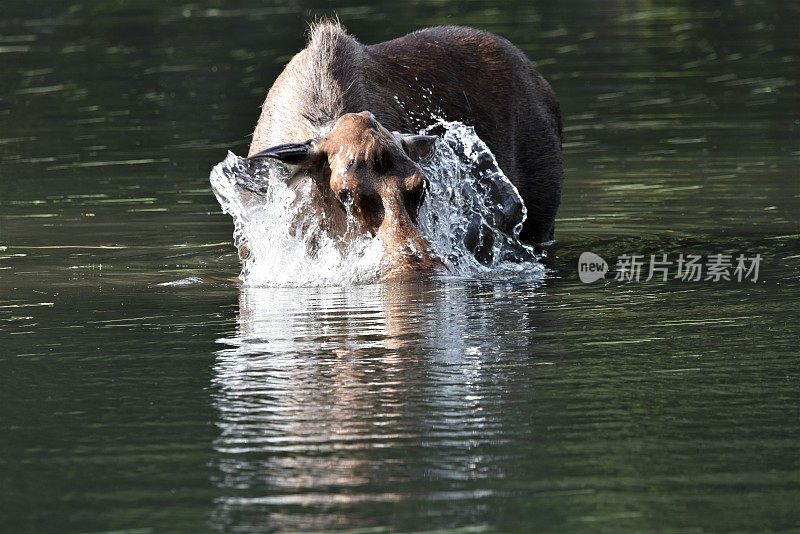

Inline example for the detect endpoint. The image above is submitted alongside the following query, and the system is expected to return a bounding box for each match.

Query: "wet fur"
[250,21,563,243]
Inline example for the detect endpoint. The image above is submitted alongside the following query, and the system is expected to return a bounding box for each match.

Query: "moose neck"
[250,23,368,154]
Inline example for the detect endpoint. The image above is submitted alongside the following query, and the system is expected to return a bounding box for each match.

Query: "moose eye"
[346,158,356,171]
[338,188,353,206]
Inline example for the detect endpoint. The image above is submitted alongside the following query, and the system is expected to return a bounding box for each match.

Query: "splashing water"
[209,122,545,286]
[209,155,384,286]
[417,121,544,277]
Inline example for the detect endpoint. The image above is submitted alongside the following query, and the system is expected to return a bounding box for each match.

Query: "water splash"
[417,121,542,278]
[209,122,545,286]
[209,153,384,286]
[157,276,203,287]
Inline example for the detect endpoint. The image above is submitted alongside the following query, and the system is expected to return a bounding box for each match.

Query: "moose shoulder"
[248,22,563,276]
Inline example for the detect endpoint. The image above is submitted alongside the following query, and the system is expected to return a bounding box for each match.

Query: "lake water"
[1,0,798,532]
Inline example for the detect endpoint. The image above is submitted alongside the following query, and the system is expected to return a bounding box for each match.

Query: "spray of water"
[209,122,545,286]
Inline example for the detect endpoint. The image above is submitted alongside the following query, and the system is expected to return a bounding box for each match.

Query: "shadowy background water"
[1,0,798,532]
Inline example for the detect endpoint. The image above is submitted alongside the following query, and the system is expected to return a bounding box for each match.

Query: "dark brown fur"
[250,21,563,247]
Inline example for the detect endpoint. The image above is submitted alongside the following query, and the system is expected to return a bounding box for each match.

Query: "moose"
[246,21,563,279]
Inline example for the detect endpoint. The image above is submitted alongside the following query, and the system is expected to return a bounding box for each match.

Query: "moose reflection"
[210,281,545,529]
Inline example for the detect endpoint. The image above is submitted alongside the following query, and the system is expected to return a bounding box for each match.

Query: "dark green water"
[1,1,799,532]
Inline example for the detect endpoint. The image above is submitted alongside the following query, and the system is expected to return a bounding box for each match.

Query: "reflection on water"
[211,281,545,530]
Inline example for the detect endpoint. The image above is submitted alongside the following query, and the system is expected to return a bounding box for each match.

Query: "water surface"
[1,0,799,532]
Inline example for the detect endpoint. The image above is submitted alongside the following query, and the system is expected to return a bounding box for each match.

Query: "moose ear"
[248,139,321,168]
[397,134,437,162]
